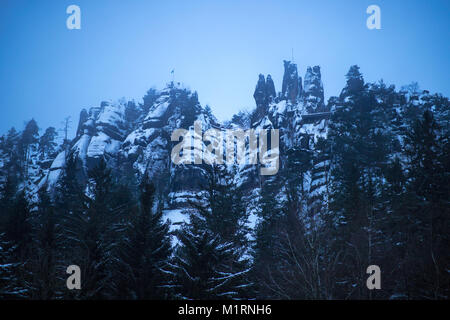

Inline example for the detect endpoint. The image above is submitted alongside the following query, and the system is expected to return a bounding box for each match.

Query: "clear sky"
[0,0,449,137]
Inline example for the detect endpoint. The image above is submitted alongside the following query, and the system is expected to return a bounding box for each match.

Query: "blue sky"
[0,0,449,137]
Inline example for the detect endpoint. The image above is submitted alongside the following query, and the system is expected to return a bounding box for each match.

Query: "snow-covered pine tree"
[171,164,252,299]
[0,232,23,299]
[328,65,394,299]
[399,110,450,299]
[38,127,58,161]
[0,128,23,184]
[0,190,33,299]
[29,188,65,299]
[113,177,172,299]
[20,119,39,180]
[60,158,117,299]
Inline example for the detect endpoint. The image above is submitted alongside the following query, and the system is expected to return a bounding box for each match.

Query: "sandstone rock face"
[6,61,334,223]
[281,60,299,104]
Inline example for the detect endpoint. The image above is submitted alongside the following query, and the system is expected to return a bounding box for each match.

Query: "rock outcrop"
[281,60,300,104]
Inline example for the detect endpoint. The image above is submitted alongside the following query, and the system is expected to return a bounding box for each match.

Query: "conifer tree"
[29,189,64,299]
[328,65,393,298]
[38,127,58,161]
[61,158,116,299]
[172,164,252,299]
[0,191,33,298]
[20,119,39,178]
[114,178,172,299]
[400,110,450,299]
[0,232,23,299]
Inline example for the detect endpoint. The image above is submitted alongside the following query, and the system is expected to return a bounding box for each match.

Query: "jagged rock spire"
[303,66,326,112]
[281,60,299,103]
[266,75,276,102]
[253,74,277,108]
[298,75,303,99]
[76,109,88,138]
[253,74,267,108]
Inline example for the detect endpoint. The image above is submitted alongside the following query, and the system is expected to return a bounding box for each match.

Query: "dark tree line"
[0,154,254,299]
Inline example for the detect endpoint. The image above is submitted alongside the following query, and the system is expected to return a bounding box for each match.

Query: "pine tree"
[114,178,172,299]
[38,127,58,161]
[0,191,33,298]
[172,164,252,299]
[0,174,22,298]
[0,175,17,220]
[328,66,393,298]
[55,153,86,280]
[60,117,72,153]
[400,110,450,299]
[195,165,250,249]
[251,175,285,298]
[29,189,64,299]
[124,100,141,125]
[61,158,116,299]
[284,147,312,204]
[142,88,159,114]
[172,223,250,299]
[340,65,365,98]
[0,232,23,299]
[55,154,85,217]
[252,146,336,299]
[20,119,39,179]
[1,128,22,182]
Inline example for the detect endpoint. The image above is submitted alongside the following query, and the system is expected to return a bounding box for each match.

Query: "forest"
[0,65,449,300]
